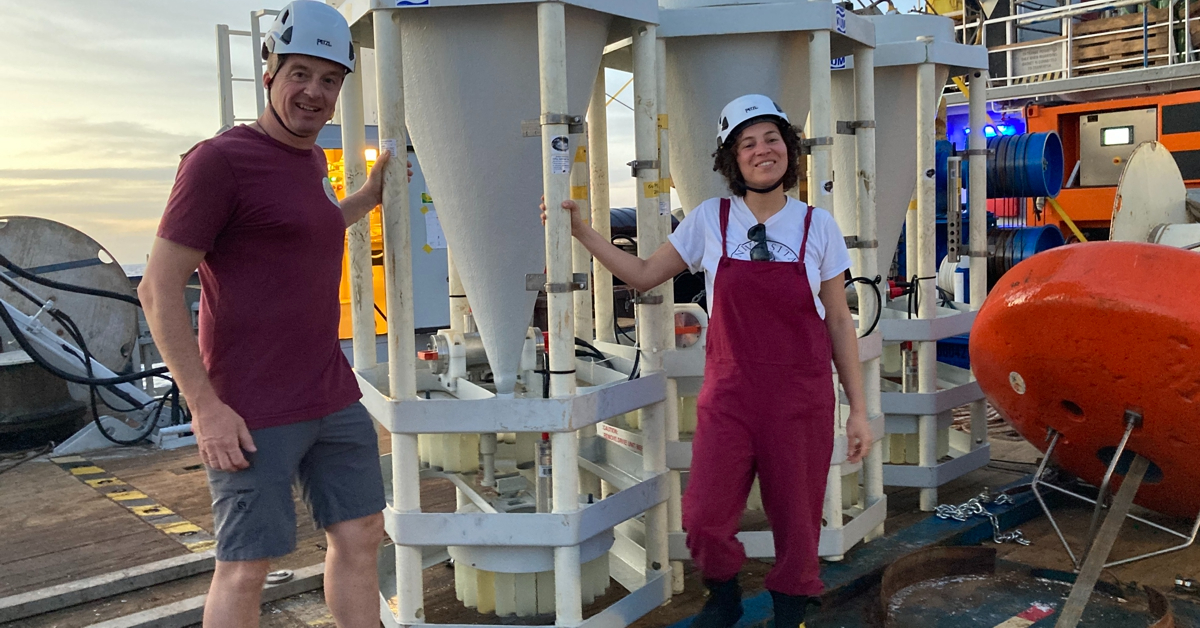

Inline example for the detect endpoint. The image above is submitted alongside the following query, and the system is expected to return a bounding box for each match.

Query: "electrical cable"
[0,301,168,386]
[611,316,641,380]
[844,275,883,337]
[0,252,141,307]
[0,257,184,445]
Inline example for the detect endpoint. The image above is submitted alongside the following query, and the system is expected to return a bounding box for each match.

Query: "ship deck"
[1,420,1198,628]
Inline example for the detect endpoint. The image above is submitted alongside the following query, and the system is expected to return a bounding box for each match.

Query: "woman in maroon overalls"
[541,94,870,628]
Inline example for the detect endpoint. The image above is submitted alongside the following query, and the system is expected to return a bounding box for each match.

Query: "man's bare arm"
[139,237,255,471]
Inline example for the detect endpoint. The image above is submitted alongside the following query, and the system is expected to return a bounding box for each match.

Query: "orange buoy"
[971,241,1200,518]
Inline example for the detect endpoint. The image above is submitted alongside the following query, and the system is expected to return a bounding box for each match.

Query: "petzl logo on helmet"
[745,105,759,113]
[316,38,332,47]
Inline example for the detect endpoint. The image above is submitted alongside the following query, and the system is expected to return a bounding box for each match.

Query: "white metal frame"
[214,10,278,130]
[343,3,672,627]
[878,40,990,511]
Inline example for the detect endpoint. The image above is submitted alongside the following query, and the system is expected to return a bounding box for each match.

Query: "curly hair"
[711,118,804,197]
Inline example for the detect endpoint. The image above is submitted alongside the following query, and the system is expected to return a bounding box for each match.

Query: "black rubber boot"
[690,577,744,628]
[769,591,811,628]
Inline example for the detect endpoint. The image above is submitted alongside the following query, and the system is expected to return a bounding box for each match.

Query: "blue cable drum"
[985,132,1064,199]
[987,225,1066,288]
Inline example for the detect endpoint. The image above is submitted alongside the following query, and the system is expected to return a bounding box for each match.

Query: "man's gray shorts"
[206,402,386,562]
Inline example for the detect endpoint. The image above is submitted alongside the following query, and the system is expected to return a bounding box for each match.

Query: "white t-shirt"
[668,196,852,319]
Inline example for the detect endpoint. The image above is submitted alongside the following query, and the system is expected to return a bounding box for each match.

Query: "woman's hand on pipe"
[539,196,588,238]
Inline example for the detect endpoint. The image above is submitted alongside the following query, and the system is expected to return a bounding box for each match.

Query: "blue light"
[983,125,998,138]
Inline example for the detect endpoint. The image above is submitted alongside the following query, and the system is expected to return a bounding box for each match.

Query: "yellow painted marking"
[131,504,175,517]
[643,181,658,199]
[156,521,204,535]
[658,178,672,194]
[658,114,669,129]
[419,206,428,214]
[422,244,433,254]
[57,456,213,552]
[570,185,589,200]
[85,477,127,488]
[108,490,149,501]
[574,146,587,162]
[993,619,1034,628]
[69,466,105,475]
[184,540,217,553]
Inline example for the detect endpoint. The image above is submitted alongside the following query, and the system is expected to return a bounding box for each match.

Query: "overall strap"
[719,197,732,258]
[799,205,815,262]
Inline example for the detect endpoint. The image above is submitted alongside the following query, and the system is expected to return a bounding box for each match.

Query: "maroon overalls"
[682,198,835,597]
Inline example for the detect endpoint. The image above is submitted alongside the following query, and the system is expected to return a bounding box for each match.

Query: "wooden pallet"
[1068,2,1200,76]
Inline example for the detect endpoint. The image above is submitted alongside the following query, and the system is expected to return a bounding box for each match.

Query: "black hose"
[0,302,168,385]
[0,252,140,307]
[844,275,883,338]
[0,257,183,445]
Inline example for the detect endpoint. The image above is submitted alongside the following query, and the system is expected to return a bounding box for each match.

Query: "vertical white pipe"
[968,70,990,450]
[341,44,376,378]
[374,10,422,624]
[632,22,670,593]
[571,137,595,341]
[216,25,235,130]
[589,68,616,344]
[656,35,685,595]
[537,4,582,624]
[916,61,939,512]
[250,11,266,117]
[571,131,601,498]
[447,248,469,334]
[853,47,885,541]
[823,464,844,560]
[807,30,834,211]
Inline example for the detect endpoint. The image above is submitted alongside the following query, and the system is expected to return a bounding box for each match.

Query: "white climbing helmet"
[716,94,790,147]
[261,1,355,73]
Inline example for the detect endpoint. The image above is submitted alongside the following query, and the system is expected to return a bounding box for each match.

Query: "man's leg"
[203,559,271,628]
[324,512,386,627]
[205,421,318,628]
[299,403,388,627]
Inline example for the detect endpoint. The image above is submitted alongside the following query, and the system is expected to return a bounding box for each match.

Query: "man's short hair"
[267,53,284,78]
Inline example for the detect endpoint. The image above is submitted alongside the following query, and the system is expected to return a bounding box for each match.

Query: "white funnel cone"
[400,6,612,394]
[666,32,810,214]
[833,14,952,274]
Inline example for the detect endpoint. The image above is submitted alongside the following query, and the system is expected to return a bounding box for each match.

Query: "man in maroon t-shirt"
[139,3,403,626]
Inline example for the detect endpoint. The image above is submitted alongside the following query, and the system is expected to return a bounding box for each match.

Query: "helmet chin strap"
[745,175,786,195]
[268,100,315,139]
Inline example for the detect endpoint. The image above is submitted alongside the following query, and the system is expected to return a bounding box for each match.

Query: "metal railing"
[215,10,278,130]
[952,0,1200,89]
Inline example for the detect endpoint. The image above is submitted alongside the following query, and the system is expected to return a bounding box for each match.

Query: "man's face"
[266,55,345,137]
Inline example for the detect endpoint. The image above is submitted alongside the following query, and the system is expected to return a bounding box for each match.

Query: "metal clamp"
[844,235,878,249]
[836,120,876,135]
[963,148,992,157]
[521,113,585,137]
[627,160,660,177]
[526,273,589,293]
[632,294,664,305]
[800,136,835,155]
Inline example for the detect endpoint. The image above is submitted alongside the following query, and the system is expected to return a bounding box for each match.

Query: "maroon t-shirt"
[157,125,360,430]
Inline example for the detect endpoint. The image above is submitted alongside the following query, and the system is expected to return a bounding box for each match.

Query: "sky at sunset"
[0,0,916,267]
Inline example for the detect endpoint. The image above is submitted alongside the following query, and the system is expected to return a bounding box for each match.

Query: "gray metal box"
[1079,108,1157,187]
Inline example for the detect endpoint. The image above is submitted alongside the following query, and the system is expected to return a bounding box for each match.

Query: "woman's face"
[734,121,788,190]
